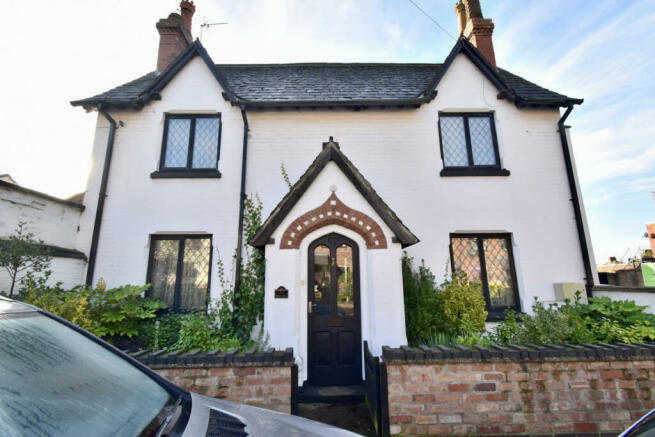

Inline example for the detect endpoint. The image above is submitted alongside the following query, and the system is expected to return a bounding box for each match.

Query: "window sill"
[440,168,510,177]
[150,169,222,179]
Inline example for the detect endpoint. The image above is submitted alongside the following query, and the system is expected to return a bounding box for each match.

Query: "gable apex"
[250,140,419,249]
[71,40,237,110]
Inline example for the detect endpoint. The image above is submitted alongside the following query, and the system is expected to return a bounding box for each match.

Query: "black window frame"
[449,233,521,320]
[151,114,222,179]
[145,234,213,312]
[438,112,509,177]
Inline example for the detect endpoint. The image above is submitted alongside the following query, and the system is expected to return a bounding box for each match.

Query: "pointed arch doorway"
[307,232,362,386]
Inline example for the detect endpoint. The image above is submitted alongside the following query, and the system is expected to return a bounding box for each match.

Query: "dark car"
[620,410,655,437]
[0,297,361,436]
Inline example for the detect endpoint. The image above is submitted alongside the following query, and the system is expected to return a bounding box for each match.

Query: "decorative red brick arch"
[280,193,388,249]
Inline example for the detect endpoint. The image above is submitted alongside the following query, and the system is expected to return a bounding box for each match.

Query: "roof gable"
[71,39,581,110]
[426,37,582,108]
[250,139,419,248]
[71,40,237,110]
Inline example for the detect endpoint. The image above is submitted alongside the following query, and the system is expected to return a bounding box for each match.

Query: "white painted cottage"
[0,176,86,293]
[71,0,597,386]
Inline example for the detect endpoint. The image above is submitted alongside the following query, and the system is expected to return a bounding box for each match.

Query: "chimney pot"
[458,0,496,66]
[180,0,195,33]
[454,2,467,38]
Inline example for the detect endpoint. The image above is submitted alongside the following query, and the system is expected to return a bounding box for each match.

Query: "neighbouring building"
[70,0,598,386]
[0,175,86,293]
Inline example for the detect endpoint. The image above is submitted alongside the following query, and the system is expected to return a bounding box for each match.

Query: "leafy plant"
[171,308,242,352]
[402,254,488,346]
[436,273,487,336]
[20,278,166,342]
[216,194,266,343]
[280,163,293,190]
[490,293,655,345]
[88,279,166,339]
[402,254,440,345]
[0,222,52,296]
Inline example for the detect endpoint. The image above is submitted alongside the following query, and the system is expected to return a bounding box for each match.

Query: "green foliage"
[20,277,165,341]
[216,194,266,343]
[436,273,487,336]
[88,279,166,339]
[280,163,293,190]
[171,308,242,352]
[0,222,52,296]
[139,313,183,350]
[20,274,96,332]
[490,293,655,345]
[402,254,440,345]
[402,254,487,346]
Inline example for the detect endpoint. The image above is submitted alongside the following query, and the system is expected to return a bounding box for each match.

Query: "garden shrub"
[402,254,440,345]
[20,277,165,342]
[436,273,487,336]
[402,254,488,346]
[490,293,655,345]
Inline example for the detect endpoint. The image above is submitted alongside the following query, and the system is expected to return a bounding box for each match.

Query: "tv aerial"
[200,17,228,41]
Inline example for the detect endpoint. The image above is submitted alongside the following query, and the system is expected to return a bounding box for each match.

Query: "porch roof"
[250,139,419,249]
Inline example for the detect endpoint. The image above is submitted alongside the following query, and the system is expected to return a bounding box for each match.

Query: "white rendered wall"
[593,289,655,314]
[76,52,595,352]
[263,162,406,382]
[246,53,591,314]
[0,185,85,292]
[76,57,245,296]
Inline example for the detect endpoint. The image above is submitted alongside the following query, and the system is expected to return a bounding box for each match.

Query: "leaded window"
[147,235,212,311]
[450,234,520,318]
[160,115,221,171]
[438,113,501,170]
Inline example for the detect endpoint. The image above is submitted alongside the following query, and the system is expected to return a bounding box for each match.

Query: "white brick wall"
[76,54,595,324]
[0,184,85,293]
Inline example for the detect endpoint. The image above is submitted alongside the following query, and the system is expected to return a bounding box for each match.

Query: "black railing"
[364,341,389,437]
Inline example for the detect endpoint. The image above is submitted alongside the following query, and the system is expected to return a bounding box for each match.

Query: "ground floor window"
[450,233,520,319]
[147,235,212,311]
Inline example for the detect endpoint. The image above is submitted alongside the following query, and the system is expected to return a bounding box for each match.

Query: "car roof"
[0,296,39,314]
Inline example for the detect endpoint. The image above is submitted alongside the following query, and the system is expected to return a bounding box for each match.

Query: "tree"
[0,222,52,296]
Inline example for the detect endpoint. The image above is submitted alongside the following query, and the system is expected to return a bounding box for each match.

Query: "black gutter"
[233,105,249,320]
[558,104,594,298]
[85,107,117,286]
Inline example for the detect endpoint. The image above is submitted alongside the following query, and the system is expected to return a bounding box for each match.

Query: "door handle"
[308,301,313,314]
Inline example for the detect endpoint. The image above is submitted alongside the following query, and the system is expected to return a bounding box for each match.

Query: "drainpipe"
[233,105,249,319]
[85,106,117,286]
[558,104,594,298]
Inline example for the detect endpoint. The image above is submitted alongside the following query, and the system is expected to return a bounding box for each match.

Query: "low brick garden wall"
[129,348,297,414]
[381,343,655,436]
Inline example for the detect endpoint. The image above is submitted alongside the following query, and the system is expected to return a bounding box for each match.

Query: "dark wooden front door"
[308,233,362,386]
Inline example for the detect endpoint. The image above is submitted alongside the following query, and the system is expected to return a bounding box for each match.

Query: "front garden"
[3,212,655,353]
[402,254,655,347]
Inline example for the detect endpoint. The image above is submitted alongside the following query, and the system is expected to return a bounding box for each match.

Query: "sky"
[0,0,653,265]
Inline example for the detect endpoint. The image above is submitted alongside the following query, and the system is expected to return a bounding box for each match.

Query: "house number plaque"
[274,286,289,299]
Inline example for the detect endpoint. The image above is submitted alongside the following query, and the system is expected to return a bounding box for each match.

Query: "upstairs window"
[438,113,508,176]
[153,114,221,178]
[450,233,520,319]
[147,235,212,311]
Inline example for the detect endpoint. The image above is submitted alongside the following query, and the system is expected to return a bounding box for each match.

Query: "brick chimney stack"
[454,0,496,67]
[156,1,195,72]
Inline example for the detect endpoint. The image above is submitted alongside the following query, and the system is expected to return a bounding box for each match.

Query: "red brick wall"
[153,365,293,413]
[387,359,655,435]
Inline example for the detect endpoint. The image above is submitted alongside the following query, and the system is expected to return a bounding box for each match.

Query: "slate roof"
[71,38,581,110]
[250,138,420,248]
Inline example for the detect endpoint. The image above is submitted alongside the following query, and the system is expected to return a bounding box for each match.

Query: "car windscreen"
[0,311,174,437]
